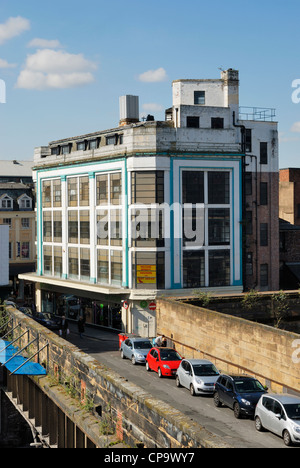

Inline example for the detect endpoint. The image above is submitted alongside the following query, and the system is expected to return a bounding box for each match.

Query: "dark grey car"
[120,337,153,365]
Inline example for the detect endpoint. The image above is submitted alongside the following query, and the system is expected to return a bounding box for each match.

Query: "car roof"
[219,374,260,382]
[264,394,300,405]
[183,359,214,365]
[130,337,151,342]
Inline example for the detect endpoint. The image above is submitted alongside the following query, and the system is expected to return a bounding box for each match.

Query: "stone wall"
[157,298,300,395]
[3,307,231,448]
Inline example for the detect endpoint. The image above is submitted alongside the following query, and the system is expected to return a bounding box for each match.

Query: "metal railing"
[239,106,276,122]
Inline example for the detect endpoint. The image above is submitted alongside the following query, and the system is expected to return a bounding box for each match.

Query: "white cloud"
[138,67,168,83]
[0,58,17,69]
[291,122,300,133]
[0,16,30,45]
[27,38,63,49]
[16,49,97,90]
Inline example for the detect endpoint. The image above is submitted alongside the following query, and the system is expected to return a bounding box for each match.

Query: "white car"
[255,393,300,446]
[176,359,220,396]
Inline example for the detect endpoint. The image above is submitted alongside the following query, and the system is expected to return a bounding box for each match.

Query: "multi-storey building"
[19,69,279,335]
[0,178,36,300]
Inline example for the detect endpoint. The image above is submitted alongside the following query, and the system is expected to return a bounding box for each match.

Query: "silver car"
[255,394,300,446]
[176,359,220,396]
[120,337,152,365]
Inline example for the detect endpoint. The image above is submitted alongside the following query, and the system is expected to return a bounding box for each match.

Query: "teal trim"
[88,172,95,179]
[62,274,67,280]
[38,175,43,275]
[90,277,96,284]
[60,175,66,181]
[122,159,129,288]
[35,157,126,175]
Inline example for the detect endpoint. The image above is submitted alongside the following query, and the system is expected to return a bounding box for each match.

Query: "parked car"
[120,337,153,365]
[18,307,34,317]
[176,359,220,396]
[33,312,61,331]
[255,394,300,446]
[214,374,268,419]
[146,347,182,378]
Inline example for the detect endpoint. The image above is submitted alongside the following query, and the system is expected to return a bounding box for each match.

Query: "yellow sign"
[137,265,156,284]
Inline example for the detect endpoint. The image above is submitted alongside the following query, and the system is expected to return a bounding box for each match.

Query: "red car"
[146,347,183,378]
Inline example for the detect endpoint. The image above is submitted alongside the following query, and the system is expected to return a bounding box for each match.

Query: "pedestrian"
[78,315,85,338]
[154,334,165,347]
[59,315,69,339]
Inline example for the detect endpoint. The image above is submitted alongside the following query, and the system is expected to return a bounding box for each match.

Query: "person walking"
[59,315,69,339]
[78,315,85,338]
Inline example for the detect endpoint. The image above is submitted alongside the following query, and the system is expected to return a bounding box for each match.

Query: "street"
[68,326,296,449]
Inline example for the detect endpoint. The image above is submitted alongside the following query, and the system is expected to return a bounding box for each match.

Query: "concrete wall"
[4,306,232,448]
[156,298,300,395]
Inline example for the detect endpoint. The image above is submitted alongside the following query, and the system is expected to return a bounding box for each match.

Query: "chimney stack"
[119,95,139,126]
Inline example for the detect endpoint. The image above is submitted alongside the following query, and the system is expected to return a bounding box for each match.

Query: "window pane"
[42,181,52,207]
[110,209,122,246]
[80,210,90,244]
[260,223,268,246]
[132,252,159,290]
[68,247,78,278]
[97,249,109,283]
[43,212,52,242]
[183,251,205,288]
[194,91,205,105]
[182,171,204,204]
[79,176,89,206]
[43,246,52,275]
[110,173,122,205]
[97,210,108,245]
[54,246,62,277]
[209,250,230,287]
[111,250,122,285]
[68,178,78,207]
[208,208,230,245]
[68,211,78,243]
[80,248,90,280]
[96,174,108,205]
[208,172,230,204]
[53,211,62,242]
[53,179,62,207]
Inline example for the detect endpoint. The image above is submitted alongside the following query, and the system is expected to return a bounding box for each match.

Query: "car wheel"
[214,392,222,407]
[131,356,136,365]
[158,368,163,378]
[255,416,264,432]
[190,384,196,396]
[121,350,125,359]
[176,376,181,387]
[146,362,151,372]
[234,402,242,419]
[283,430,292,447]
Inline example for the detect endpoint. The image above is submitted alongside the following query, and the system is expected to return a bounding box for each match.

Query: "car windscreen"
[134,341,152,350]
[234,379,265,393]
[193,364,219,376]
[160,350,181,361]
[284,403,300,420]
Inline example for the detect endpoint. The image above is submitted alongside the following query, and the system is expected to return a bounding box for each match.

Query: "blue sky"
[0,0,300,168]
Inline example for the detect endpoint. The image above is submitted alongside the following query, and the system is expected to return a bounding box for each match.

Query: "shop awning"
[0,339,47,376]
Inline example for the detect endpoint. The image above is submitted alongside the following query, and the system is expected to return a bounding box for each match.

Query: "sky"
[0,0,300,168]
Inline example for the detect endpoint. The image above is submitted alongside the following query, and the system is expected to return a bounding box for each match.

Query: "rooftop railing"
[239,106,276,122]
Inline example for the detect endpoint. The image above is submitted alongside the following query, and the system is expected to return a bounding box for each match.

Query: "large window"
[132,252,165,290]
[182,170,232,288]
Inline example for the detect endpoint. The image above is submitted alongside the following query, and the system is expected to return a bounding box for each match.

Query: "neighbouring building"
[0,225,9,287]
[279,168,300,289]
[0,161,36,301]
[19,69,279,336]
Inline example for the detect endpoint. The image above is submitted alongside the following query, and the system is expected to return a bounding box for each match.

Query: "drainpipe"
[233,111,247,291]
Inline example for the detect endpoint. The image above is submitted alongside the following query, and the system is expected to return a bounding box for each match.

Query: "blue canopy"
[0,339,47,376]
